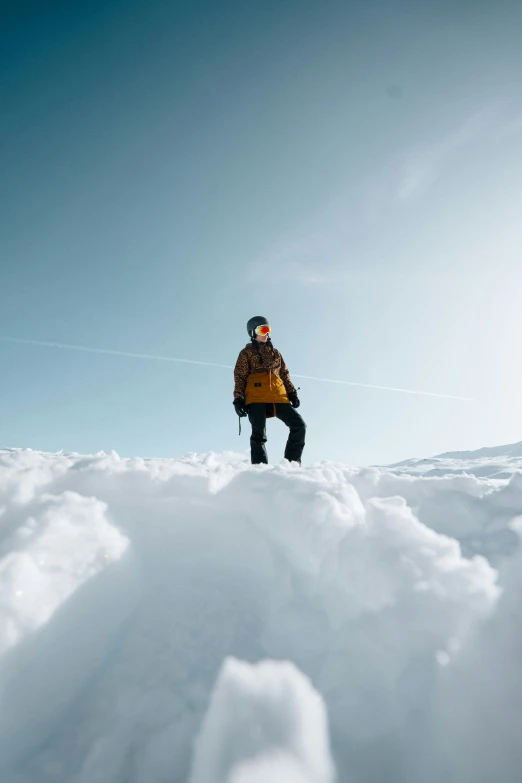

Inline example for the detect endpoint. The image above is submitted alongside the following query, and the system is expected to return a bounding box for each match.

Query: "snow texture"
[0,443,520,782]
[189,658,334,783]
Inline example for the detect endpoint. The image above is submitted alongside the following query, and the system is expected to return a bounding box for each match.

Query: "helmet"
[246,316,270,337]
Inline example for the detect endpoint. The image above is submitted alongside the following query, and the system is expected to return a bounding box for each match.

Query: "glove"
[288,390,300,409]
[233,397,248,417]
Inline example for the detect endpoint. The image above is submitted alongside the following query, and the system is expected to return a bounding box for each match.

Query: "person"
[233,316,306,465]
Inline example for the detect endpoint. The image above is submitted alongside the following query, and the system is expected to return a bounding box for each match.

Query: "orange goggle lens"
[255,324,271,335]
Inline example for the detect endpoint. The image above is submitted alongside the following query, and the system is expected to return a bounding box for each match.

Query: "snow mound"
[436,441,522,460]
[0,447,520,783]
[383,439,522,479]
[189,658,333,783]
[0,484,135,773]
[228,754,319,783]
[0,490,128,653]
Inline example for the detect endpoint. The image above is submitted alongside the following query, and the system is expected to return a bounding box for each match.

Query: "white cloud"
[396,106,501,202]
[245,190,355,286]
[496,112,522,139]
[246,103,522,286]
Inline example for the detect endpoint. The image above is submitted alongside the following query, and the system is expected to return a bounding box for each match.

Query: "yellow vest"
[245,370,289,408]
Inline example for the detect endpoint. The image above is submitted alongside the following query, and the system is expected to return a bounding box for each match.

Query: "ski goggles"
[254,324,271,335]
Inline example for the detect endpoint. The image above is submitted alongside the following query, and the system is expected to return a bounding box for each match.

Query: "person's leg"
[248,403,268,464]
[275,404,306,464]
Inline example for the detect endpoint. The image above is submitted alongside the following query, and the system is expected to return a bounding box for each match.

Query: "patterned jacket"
[233,340,296,399]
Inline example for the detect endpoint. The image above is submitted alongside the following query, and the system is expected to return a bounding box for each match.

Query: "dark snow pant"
[247,403,306,465]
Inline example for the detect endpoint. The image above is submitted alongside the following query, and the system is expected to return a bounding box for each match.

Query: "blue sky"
[2,0,522,465]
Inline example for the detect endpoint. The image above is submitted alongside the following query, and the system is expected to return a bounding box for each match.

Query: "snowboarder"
[233,316,306,465]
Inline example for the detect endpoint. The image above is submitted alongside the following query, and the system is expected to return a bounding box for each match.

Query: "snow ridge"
[0,447,520,783]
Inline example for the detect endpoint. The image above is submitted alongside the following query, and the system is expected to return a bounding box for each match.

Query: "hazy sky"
[2,0,522,465]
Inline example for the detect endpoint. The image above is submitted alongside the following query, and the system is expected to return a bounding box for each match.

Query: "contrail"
[291,373,474,401]
[0,336,232,370]
[0,336,474,401]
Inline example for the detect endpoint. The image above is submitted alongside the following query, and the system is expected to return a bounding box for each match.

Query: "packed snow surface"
[1,443,522,782]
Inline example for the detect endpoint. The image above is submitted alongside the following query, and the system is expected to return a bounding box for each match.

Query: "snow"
[189,658,334,783]
[383,438,522,479]
[0,443,521,782]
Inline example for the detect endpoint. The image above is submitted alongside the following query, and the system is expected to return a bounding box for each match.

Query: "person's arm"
[279,353,296,395]
[233,349,250,399]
